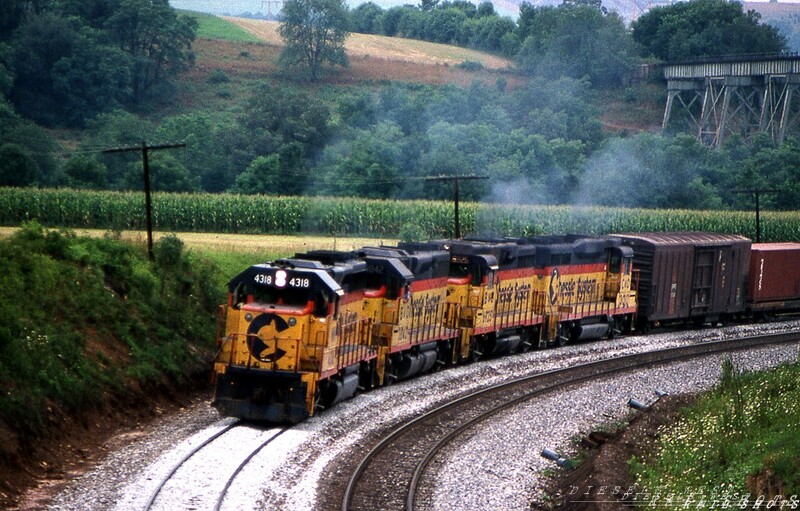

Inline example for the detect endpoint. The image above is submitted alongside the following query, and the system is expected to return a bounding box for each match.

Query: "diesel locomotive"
[213,234,639,423]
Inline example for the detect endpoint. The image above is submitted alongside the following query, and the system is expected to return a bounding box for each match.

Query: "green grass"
[190,248,273,279]
[183,11,262,43]
[631,357,800,506]
[0,223,224,451]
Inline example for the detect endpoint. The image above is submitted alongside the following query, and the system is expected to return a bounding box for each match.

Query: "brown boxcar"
[617,232,751,328]
[748,243,800,313]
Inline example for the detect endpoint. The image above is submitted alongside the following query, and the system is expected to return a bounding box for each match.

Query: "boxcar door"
[690,249,714,314]
[709,245,734,312]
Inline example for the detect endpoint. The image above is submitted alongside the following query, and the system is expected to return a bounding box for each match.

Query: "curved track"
[143,420,288,511]
[340,331,800,511]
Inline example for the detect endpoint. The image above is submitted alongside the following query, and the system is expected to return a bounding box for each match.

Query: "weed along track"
[338,331,800,511]
[142,421,289,511]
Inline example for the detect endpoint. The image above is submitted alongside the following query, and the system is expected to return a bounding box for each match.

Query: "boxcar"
[617,232,751,328]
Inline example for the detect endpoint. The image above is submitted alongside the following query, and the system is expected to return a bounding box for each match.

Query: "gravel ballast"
[44,320,800,511]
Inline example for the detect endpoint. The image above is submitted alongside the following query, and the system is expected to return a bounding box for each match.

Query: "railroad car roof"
[615,232,751,246]
[751,242,800,251]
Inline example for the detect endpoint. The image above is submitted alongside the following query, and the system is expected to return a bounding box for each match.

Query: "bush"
[0,223,224,451]
[207,68,230,84]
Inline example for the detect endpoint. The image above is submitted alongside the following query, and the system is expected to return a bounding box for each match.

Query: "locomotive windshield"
[229,268,337,317]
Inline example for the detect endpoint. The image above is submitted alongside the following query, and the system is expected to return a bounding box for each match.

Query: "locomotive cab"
[604,245,634,301]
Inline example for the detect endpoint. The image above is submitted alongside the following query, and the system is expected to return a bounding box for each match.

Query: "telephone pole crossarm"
[423,174,489,239]
[101,141,186,260]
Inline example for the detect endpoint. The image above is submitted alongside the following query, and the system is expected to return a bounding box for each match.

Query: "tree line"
[342,0,786,87]
[0,0,197,127]
[3,78,799,211]
[1,0,798,213]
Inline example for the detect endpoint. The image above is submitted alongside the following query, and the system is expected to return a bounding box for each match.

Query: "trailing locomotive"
[213,234,638,423]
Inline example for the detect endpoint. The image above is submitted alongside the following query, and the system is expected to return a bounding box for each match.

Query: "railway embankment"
[0,223,223,509]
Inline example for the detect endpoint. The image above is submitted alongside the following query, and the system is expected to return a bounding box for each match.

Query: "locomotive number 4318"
[254,270,310,288]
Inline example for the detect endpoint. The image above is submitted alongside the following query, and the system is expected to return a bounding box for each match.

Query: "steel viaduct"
[662,54,800,147]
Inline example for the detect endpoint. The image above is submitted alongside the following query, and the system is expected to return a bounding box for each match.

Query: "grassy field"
[632,357,800,502]
[188,11,262,42]
[225,17,514,70]
[172,13,524,97]
[0,227,398,277]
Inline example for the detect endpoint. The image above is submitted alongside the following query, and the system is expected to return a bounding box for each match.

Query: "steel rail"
[340,331,800,511]
[213,427,289,511]
[143,420,289,511]
[143,419,240,511]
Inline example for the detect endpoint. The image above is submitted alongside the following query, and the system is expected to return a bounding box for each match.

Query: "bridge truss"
[662,56,800,147]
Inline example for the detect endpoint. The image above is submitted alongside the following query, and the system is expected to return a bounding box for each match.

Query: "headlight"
[288,317,297,327]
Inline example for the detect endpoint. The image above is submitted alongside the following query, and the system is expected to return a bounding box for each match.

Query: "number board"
[253,269,311,289]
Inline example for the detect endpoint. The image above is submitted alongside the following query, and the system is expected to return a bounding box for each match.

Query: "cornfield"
[1,188,799,242]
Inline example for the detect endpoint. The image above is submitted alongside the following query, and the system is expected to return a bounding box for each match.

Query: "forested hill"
[2,0,800,214]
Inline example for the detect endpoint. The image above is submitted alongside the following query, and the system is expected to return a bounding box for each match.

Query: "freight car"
[213,234,639,423]
[748,242,800,317]
[616,232,751,330]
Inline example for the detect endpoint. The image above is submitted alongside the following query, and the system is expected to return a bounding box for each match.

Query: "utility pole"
[424,175,489,239]
[102,142,186,260]
[732,188,779,243]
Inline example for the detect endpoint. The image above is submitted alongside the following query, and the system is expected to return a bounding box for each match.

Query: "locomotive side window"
[232,283,246,309]
[608,252,622,274]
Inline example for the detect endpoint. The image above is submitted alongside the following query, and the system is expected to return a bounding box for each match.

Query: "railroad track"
[143,420,289,511]
[340,331,800,511]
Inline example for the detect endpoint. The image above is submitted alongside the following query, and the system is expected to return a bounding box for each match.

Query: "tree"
[424,8,468,44]
[736,138,800,210]
[0,143,41,187]
[350,2,383,34]
[467,15,516,54]
[239,83,332,157]
[316,123,405,198]
[121,154,200,193]
[278,0,349,81]
[156,113,237,192]
[83,110,152,188]
[232,143,308,195]
[514,3,639,87]
[577,133,722,209]
[0,108,60,183]
[0,43,14,99]
[631,0,786,61]
[104,0,197,101]
[63,155,108,189]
